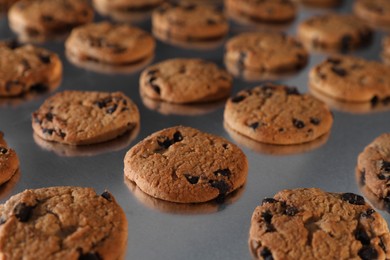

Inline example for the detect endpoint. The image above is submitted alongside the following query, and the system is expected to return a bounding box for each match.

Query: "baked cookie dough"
[152,2,229,41]
[309,56,390,102]
[292,0,342,7]
[124,126,248,203]
[0,132,19,185]
[354,0,390,27]
[224,32,308,72]
[0,186,127,259]
[32,91,140,145]
[249,188,390,259]
[66,22,156,67]
[383,36,390,65]
[139,58,232,104]
[8,0,93,38]
[0,40,62,97]
[297,14,372,51]
[224,84,333,145]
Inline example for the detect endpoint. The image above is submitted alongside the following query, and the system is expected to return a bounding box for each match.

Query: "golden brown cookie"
[0,132,19,185]
[249,188,390,259]
[124,126,248,203]
[224,84,333,145]
[383,36,390,65]
[292,0,342,7]
[0,187,128,259]
[354,0,390,27]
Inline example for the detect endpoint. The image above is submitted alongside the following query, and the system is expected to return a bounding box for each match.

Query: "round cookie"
[65,22,156,67]
[249,188,390,259]
[32,90,140,145]
[0,132,19,185]
[0,186,127,259]
[124,126,248,203]
[152,2,229,41]
[224,32,308,72]
[297,14,372,51]
[224,84,333,145]
[357,133,390,203]
[292,0,341,7]
[225,0,297,23]
[0,40,62,97]
[93,0,163,20]
[383,36,390,65]
[309,55,390,102]
[8,0,93,38]
[354,0,390,27]
[139,58,232,104]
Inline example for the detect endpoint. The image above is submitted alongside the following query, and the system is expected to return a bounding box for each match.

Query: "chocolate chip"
[370,96,379,107]
[231,95,246,103]
[355,228,370,245]
[358,246,378,260]
[249,122,259,130]
[331,67,347,77]
[327,57,341,65]
[101,191,112,202]
[285,87,300,95]
[340,34,352,52]
[222,143,228,149]
[361,209,375,218]
[209,180,230,197]
[106,104,118,114]
[95,97,112,108]
[206,19,217,25]
[284,206,298,216]
[42,128,54,135]
[148,77,161,95]
[157,137,173,149]
[262,211,273,223]
[14,203,34,222]
[45,112,53,122]
[0,147,8,154]
[380,161,390,172]
[260,247,274,260]
[310,117,320,125]
[292,118,305,129]
[213,169,231,177]
[341,193,365,205]
[359,169,366,186]
[78,252,102,260]
[38,54,51,64]
[261,198,277,205]
[184,174,199,184]
[173,131,183,142]
[278,128,285,132]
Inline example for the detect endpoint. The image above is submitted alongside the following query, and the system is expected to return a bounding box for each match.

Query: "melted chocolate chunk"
[249,122,259,130]
[101,191,112,202]
[260,247,274,260]
[222,143,228,149]
[173,131,183,142]
[292,118,305,129]
[157,131,183,149]
[78,252,102,260]
[310,117,320,125]
[42,128,54,135]
[184,174,199,184]
[261,211,276,232]
[380,161,390,172]
[331,66,347,77]
[106,104,118,114]
[14,203,34,222]
[95,97,112,108]
[45,112,53,122]
[341,193,365,205]
[209,180,230,197]
[285,87,300,95]
[0,147,8,154]
[355,228,370,245]
[148,77,161,95]
[231,95,246,103]
[358,246,378,260]
[213,169,231,177]
[261,198,277,205]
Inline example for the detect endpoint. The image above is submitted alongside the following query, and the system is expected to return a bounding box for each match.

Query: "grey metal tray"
[1,1,390,259]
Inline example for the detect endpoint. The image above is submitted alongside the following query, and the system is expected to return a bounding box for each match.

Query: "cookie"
[297,14,372,51]
[0,132,19,185]
[249,188,390,259]
[0,40,62,97]
[65,22,156,67]
[224,84,333,145]
[383,36,390,65]
[0,0,18,12]
[32,91,140,145]
[225,0,297,23]
[139,58,232,104]
[8,0,93,38]
[152,2,229,41]
[354,0,390,27]
[124,125,248,203]
[0,186,127,259]
[224,32,308,72]
[292,0,341,7]
[309,56,390,103]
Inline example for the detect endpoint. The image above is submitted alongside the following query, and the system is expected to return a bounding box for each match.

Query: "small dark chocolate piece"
[101,191,112,202]
[78,252,103,260]
[284,206,298,216]
[355,228,370,245]
[0,147,8,154]
[260,247,274,260]
[261,198,277,205]
[231,95,246,103]
[292,118,305,129]
[331,66,347,77]
[341,193,365,205]
[173,131,183,142]
[213,169,231,177]
[310,117,320,125]
[358,246,378,260]
[184,174,199,184]
[14,203,34,222]
[249,122,259,130]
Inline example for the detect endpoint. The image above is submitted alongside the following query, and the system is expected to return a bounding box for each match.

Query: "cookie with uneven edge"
[152,2,229,41]
[309,56,390,103]
[298,14,372,51]
[0,187,127,259]
[224,84,333,145]
[65,22,156,66]
[224,32,308,72]
[383,36,390,65]
[225,0,297,23]
[32,91,140,145]
[354,0,390,27]
[0,41,62,97]
[292,0,341,7]
[124,126,248,203]
[139,58,232,104]
[0,132,19,185]
[357,134,390,204]
[8,0,93,38]
[93,0,163,20]
[249,188,390,260]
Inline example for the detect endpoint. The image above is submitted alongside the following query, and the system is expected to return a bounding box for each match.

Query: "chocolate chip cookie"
[383,36,390,65]
[0,132,19,185]
[224,32,308,72]
[65,22,156,67]
[0,186,128,259]
[124,126,248,203]
[249,188,390,259]
[152,2,229,41]
[298,14,372,51]
[309,56,390,102]
[225,0,297,23]
[8,0,93,39]
[32,91,140,145]
[292,0,342,7]
[0,40,62,97]
[139,58,232,104]
[224,84,333,145]
[354,0,390,27]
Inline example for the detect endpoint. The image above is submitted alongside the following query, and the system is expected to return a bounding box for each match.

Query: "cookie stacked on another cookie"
[0,132,19,185]
[0,187,128,259]
[249,188,390,259]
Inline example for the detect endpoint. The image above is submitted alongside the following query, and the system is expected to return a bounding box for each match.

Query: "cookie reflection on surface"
[224,122,329,155]
[66,51,154,75]
[125,177,244,215]
[0,169,20,200]
[141,95,225,116]
[33,126,139,157]
[94,7,153,24]
[310,87,390,114]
